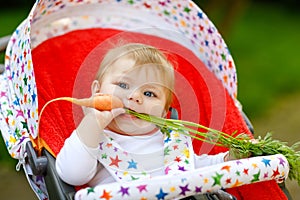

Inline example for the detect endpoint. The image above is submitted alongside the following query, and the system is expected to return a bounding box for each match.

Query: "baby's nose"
[128,91,143,104]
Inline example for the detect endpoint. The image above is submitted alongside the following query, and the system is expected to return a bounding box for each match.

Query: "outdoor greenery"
[227,4,300,119]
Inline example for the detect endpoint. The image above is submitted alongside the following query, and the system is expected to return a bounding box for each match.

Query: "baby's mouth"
[121,108,140,120]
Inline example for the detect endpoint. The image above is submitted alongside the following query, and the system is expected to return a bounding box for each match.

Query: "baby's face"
[99,56,168,136]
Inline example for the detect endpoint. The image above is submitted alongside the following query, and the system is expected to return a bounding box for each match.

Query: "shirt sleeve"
[194,152,228,168]
[56,130,99,186]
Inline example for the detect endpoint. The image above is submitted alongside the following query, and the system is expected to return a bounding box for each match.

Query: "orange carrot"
[36,95,123,154]
[62,94,124,111]
[38,94,124,127]
[42,94,124,112]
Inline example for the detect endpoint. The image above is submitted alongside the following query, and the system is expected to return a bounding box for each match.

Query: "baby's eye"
[144,91,156,97]
[118,82,129,89]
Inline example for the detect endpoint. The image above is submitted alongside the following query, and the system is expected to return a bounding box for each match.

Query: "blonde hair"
[96,43,175,111]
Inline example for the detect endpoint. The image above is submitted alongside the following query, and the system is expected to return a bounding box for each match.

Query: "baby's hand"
[92,107,125,130]
[81,93,125,129]
[224,139,258,161]
[77,96,125,148]
[225,148,251,161]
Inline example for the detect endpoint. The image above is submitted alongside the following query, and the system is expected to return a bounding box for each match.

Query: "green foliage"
[227,3,300,118]
[0,8,30,165]
[0,8,31,64]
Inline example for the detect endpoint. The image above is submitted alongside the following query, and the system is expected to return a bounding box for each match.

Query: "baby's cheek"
[147,104,165,117]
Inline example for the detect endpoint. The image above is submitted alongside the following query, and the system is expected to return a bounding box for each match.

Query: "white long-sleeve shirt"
[56,130,227,187]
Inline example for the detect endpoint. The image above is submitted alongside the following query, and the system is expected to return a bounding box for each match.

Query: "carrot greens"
[125,109,300,186]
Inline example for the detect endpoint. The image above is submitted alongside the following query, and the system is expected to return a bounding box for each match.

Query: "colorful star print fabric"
[75,154,289,200]
[97,130,194,182]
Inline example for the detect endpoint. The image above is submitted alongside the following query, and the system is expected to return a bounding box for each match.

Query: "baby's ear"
[168,107,178,119]
[91,80,101,95]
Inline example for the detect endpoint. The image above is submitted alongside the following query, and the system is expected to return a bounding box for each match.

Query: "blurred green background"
[0,0,299,199]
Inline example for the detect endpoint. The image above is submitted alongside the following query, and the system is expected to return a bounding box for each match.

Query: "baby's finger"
[94,93,104,96]
[250,139,259,144]
[82,106,94,115]
[111,108,126,118]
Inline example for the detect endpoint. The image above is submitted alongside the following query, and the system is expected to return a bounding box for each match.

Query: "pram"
[0,0,292,199]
